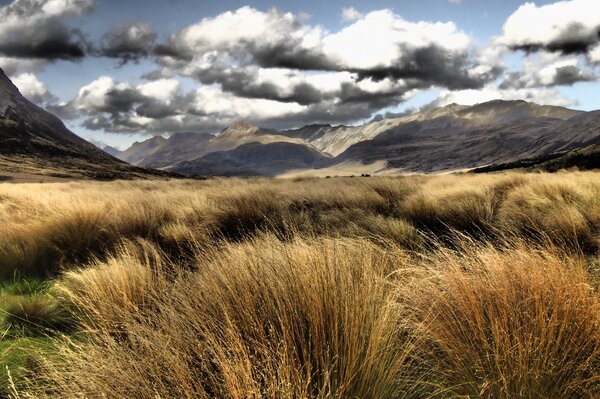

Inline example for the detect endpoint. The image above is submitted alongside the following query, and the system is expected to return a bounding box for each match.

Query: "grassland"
[1,172,600,398]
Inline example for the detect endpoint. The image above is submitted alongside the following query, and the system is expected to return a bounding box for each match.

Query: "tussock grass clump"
[498,180,599,251]
[24,237,424,399]
[401,243,600,398]
[2,297,71,336]
[1,280,71,336]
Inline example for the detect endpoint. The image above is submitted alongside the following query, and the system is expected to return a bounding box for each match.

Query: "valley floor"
[1,172,600,398]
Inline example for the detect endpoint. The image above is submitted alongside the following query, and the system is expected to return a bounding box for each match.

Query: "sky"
[1,0,600,149]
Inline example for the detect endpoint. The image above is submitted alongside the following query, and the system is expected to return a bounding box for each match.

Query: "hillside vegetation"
[1,172,600,398]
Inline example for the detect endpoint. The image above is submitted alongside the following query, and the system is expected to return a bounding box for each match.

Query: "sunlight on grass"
[0,173,599,398]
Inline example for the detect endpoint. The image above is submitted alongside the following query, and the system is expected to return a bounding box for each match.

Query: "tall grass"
[24,237,425,398]
[400,242,600,398]
[1,172,600,397]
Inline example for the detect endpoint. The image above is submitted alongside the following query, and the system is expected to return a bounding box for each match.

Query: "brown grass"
[1,172,600,397]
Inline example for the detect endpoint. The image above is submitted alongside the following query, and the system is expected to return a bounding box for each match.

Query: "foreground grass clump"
[0,280,64,397]
[401,243,600,398]
[19,237,600,398]
[25,237,423,398]
[0,280,69,336]
[1,172,600,397]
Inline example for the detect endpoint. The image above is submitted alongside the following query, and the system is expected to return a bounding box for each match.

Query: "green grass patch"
[0,336,54,396]
[1,279,73,338]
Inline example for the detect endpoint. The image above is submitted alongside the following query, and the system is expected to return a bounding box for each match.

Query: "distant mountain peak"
[102,145,121,157]
[230,120,256,129]
[220,120,260,136]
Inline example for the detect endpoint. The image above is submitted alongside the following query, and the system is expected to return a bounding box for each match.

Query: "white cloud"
[137,79,180,102]
[192,85,305,121]
[497,0,600,53]
[590,45,600,64]
[75,76,127,112]
[341,7,362,21]
[501,52,595,88]
[11,73,54,104]
[0,56,47,75]
[323,10,471,70]
[159,7,482,83]
[448,0,464,4]
[168,6,323,59]
[433,84,576,108]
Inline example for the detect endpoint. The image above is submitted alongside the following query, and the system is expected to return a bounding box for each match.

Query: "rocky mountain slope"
[337,100,587,172]
[0,68,172,181]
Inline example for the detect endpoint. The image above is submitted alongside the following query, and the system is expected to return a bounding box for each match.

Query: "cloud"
[58,76,192,132]
[0,0,93,61]
[98,22,157,64]
[11,72,57,105]
[500,53,595,89]
[61,72,422,134]
[341,7,362,21]
[429,84,577,109]
[590,44,600,64]
[19,5,538,135]
[448,0,464,4]
[83,6,500,134]
[155,7,495,90]
[497,0,600,55]
[0,56,47,75]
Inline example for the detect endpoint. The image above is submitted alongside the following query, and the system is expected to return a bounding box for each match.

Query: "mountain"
[337,100,588,172]
[114,99,600,176]
[135,133,215,169]
[115,121,311,170]
[472,141,600,173]
[172,141,334,177]
[118,136,167,165]
[102,146,121,157]
[0,68,171,182]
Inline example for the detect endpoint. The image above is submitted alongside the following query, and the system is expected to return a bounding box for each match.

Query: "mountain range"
[110,100,600,177]
[2,64,600,180]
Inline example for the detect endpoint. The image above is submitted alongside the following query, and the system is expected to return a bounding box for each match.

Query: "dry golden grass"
[24,237,423,398]
[1,172,600,397]
[401,241,600,398]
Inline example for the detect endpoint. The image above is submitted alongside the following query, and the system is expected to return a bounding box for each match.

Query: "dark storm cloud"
[508,24,600,55]
[246,44,335,72]
[352,45,500,90]
[98,22,158,64]
[553,65,595,85]
[172,67,327,105]
[103,87,148,114]
[499,62,595,90]
[0,23,89,60]
[0,0,93,61]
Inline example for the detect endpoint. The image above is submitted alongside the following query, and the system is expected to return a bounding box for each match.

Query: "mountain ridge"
[0,68,174,181]
[112,99,599,177]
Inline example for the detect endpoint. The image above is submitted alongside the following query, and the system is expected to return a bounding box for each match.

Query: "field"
[1,172,600,398]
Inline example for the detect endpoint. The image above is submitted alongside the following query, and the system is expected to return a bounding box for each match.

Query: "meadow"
[1,172,600,398]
